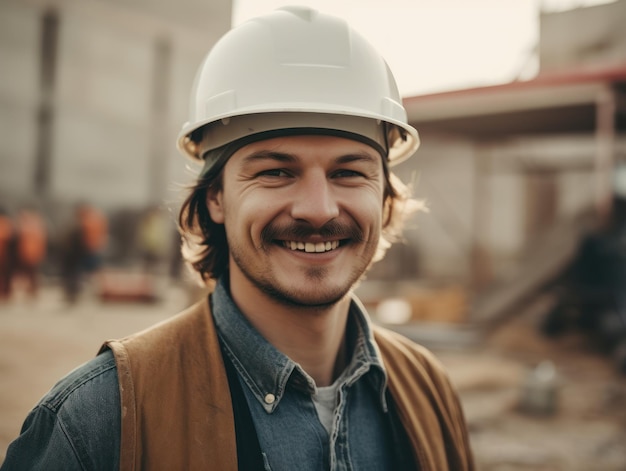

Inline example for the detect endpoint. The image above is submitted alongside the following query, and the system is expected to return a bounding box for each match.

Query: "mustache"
[260,220,365,244]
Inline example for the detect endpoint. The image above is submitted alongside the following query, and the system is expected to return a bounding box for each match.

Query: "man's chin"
[259,283,349,309]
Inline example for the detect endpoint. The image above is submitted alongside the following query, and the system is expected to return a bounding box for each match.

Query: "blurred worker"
[78,203,108,276]
[13,207,47,299]
[2,7,474,470]
[137,205,170,274]
[59,206,87,304]
[0,206,15,300]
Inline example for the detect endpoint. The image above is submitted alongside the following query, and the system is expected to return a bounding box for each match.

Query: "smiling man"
[217,136,383,308]
[2,7,474,471]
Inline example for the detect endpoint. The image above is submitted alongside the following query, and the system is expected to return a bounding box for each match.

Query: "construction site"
[1,0,626,469]
[1,272,625,470]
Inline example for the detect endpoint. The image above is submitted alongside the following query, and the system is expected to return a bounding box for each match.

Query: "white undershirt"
[312,382,340,435]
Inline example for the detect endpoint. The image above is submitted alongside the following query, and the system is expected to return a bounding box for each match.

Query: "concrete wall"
[540,0,626,71]
[387,134,477,281]
[381,133,604,284]
[0,3,40,200]
[0,0,231,212]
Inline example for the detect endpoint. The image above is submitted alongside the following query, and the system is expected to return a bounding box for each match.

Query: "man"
[1,7,474,470]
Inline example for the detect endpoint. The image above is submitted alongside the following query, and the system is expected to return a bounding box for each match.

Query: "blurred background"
[1,0,626,469]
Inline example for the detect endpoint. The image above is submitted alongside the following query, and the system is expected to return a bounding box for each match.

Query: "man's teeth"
[284,241,340,253]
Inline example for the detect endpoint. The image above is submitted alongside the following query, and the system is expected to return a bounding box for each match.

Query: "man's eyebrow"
[241,150,297,164]
[335,151,380,165]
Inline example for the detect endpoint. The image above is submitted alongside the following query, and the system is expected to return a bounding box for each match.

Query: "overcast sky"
[232,0,616,97]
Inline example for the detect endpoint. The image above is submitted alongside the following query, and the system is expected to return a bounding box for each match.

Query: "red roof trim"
[403,62,626,104]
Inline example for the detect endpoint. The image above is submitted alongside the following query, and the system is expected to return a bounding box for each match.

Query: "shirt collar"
[211,277,388,414]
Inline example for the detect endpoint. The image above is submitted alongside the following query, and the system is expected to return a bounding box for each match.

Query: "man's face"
[207,134,385,308]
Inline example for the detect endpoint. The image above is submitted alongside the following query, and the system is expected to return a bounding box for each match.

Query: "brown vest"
[103,299,474,470]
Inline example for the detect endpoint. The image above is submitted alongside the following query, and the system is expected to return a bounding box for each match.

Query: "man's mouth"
[282,240,341,253]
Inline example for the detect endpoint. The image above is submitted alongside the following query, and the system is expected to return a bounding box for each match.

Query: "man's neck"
[228,275,352,387]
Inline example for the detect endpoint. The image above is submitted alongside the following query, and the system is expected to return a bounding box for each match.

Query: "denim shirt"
[1,350,120,471]
[212,278,398,471]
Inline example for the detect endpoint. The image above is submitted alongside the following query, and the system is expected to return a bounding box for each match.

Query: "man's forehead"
[231,134,382,163]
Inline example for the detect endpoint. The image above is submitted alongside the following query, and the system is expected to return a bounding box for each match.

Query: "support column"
[148,36,172,205]
[470,143,493,290]
[594,85,616,228]
[33,8,59,199]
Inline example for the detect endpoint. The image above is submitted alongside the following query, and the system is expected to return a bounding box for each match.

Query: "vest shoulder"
[101,297,224,390]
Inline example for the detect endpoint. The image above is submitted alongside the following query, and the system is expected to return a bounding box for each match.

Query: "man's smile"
[281,240,341,253]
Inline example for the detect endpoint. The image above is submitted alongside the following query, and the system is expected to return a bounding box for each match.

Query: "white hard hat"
[177,6,419,166]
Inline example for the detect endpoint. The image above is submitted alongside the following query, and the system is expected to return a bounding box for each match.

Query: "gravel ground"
[438,295,626,471]
[1,282,625,469]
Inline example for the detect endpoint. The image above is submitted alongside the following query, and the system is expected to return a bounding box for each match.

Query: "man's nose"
[289,172,339,228]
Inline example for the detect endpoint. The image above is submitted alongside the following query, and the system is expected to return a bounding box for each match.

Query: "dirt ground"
[1,281,626,470]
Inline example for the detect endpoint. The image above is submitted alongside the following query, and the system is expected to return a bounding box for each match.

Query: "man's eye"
[333,169,364,178]
[258,169,290,177]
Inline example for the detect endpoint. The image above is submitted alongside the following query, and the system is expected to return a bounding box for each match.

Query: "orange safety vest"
[16,212,46,266]
[81,208,107,252]
[0,215,13,266]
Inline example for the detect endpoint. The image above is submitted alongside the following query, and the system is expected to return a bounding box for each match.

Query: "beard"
[228,219,374,308]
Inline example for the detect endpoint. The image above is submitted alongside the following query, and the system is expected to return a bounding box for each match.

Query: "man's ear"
[207,189,225,224]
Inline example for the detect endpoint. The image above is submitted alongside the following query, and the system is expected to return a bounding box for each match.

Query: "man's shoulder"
[40,349,119,415]
[102,297,223,393]
[1,351,121,470]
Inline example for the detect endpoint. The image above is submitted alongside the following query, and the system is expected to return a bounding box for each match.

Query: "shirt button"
[264,393,276,404]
